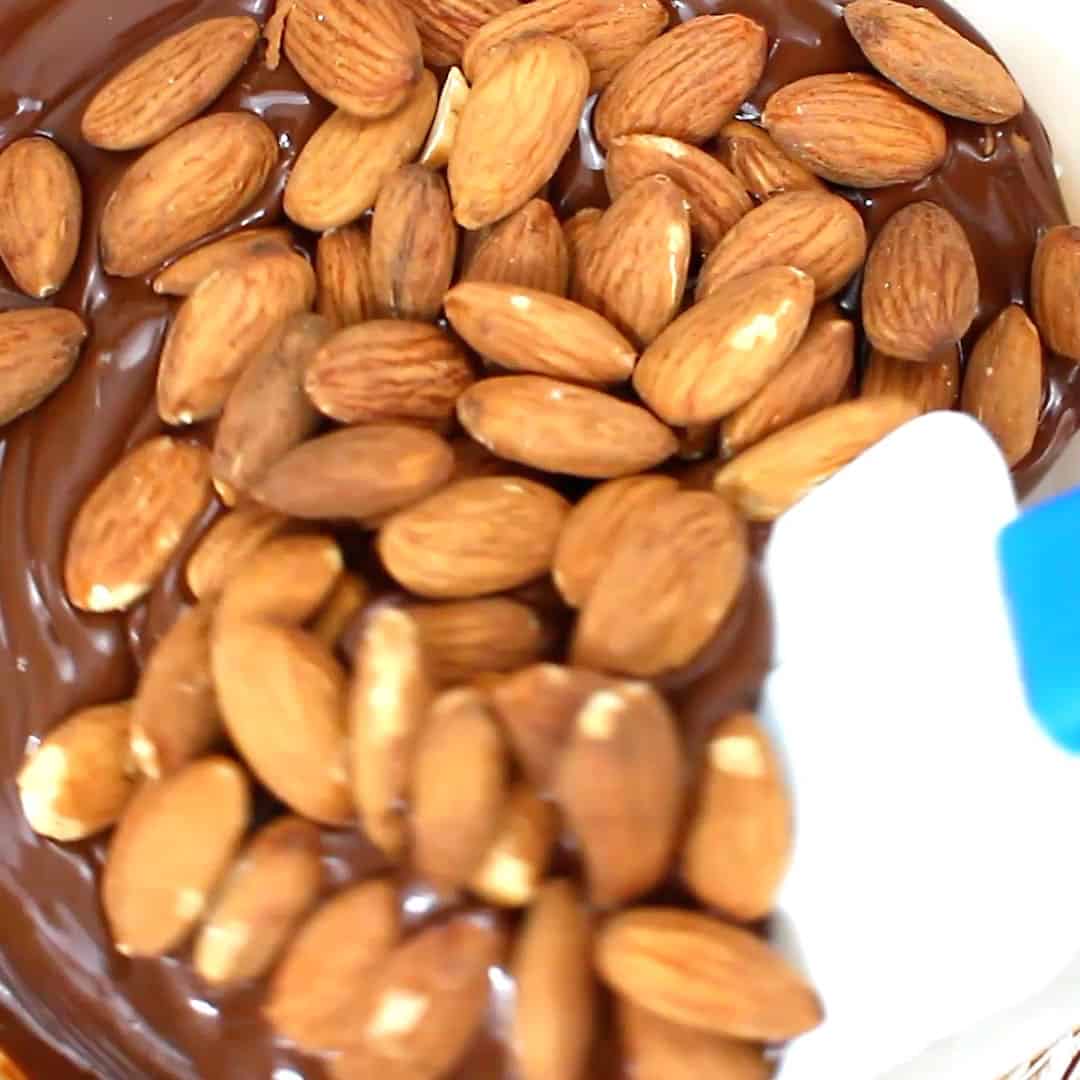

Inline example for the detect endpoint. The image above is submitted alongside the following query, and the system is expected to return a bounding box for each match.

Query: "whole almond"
[419,65,470,169]
[449,35,589,229]
[400,0,516,66]
[193,816,322,987]
[153,227,293,297]
[458,375,677,477]
[255,425,454,522]
[512,880,595,1080]
[845,0,1023,123]
[102,757,250,957]
[714,397,919,520]
[862,344,960,414]
[716,119,826,201]
[213,622,352,824]
[596,908,824,1040]
[961,304,1043,467]
[158,246,316,425]
[82,17,260,150]
[634,266,815,426]
[185,504,289,600]
[312,573,370,650]
[682,711,792,922]
[564,207,603,295]
[465,198,569,296]
[316,227,376,329]
[18,702,135,841]
[572,491,748,676]
[556,683,683,906]
[0,136,82,298]
[65,437,210,613]
[862,201,979,362]
[0,307,87,425]
[101,112,277,276]
[284,71,438,231]
[605,134,752,252]
[1032,225,1080,361]
[594,14,767,148]
[762,73,947,188]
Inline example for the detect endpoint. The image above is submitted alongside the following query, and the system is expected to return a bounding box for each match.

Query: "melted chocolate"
[0,0,1072,1076]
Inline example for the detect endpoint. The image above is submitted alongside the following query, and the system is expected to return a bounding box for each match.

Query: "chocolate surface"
[0,0,1073,1076]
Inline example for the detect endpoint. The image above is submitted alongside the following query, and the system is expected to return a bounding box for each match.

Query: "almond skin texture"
[101,112,277,276]
[185,504,289,600]
[762,73,947,188]
[573,490,748,677]
[716,119,826,201]
[316,227,376,329]
[152,227,294,297]
[82,17,260,150]
[635,266,816,426]
[284,71,438,231]
[400,0,516,66]
[0,307,87,425]
[102,757,250,958]
[449,35,589,229]
[458,375,678,478]
[961,305,1043,467]
[65,437,211,613]
[594,15,767,148]
[845,0,1023,123]
[862,344,960,415]
[862,201,979,362]
[445,282,636,383]
[378,476,570,598]
[605,134,752,252]
[0,136,82,298]
[464,199,570,296]
[596,908,824,1041]
[254,425,454,522]
[1032,225,1080,361]
[564,207,603,295]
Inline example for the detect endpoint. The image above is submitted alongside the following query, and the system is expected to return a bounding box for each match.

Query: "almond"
[682,711,792,922]
[419,66,470,169]
[605,134,752,252]
[153,227,294,297]
[0,136,82,298]
[315,227,376,329]
[572,491,748,676]
[862,201,979,362]
[844,0,1023,123]
[762,73,947,188]
[284,71,438,231]
[464,198,569,296]
[213,622,352,824]
[65,437,211,613]
[713,397,919,520]
[961,304,1043,467]
[720,305,855,455]
[564,206,603,295]
[512,880,595,1080]
[254,424,454,522]
[458,375,677,477]
[400,0,515,66]
[596,908,824,1041]
[18,702,135,841]
[862,344,960,414]
[101,112,277,276]
[185,504,289,600]
[0,307,87,425]
[716,119,826,201]
[82,17,260,150]
[1032,225,1080,361]
[193,816,322,987]
[157,246,316,425]
[102,757,250,957]
[634,266,815,426]
[312,573,370,650]
[556,683,683,906]
[594,14,767,148]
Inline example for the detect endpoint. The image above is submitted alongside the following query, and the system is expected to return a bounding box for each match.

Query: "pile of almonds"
[3,0,1077,1075]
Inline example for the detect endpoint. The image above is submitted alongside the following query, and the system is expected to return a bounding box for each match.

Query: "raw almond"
[716,119,825,201]
[419,65,470,169]
[400,0,516,66]
[596,908,824,1040]
[153,227,293,297]
[564,207,602,295]
[0,307,87,425]
[316,227,376,329]
[572,491,748,676]
[193,816,322,987]
[284,71,438,231]
[458,375,678,477]
[634,266,815,426]
[1032,225,1080,361]
[594,14,766,148]
[682,711,791,921]
[65,437,211,613]
[312,573,370,650]
[714,397,919,520]
[100,112,277,276]
[185,504,289,600]
[0,136,82,298]
[862,344,960,414]
[102,757,250,957]
[82,17,260,150]
[961,304,1043,467]
[605,134,752,252]
[18,702,135,841]
[844,0,1023,123]
[213,622,351,824]
[862,201,979,362]
[464,198,569,295]
[556,683,683,906]
[762,73,947,188]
